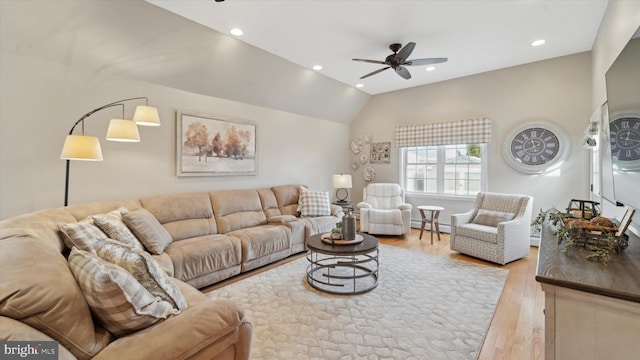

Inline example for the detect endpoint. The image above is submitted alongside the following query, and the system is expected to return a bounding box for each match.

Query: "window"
[402,143,486,197]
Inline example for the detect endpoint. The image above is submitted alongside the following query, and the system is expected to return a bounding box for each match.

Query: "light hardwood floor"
[203,227,546,360]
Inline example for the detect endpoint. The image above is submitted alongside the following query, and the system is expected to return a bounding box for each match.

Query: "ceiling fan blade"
[360,66,390,79]
[403,58,448,66]
[395,42,416,62]
[353,58,387,65]
[395,66,411,80]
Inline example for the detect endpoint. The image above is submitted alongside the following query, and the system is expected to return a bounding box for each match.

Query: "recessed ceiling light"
[425,66,436,72]
[230,28,243,36]
[313,65,322,71]
[531,39,546,47]
[356,84,364,88]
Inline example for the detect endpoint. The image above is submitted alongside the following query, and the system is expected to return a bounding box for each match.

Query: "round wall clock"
[610,113,640,171]
[503,121,571,174]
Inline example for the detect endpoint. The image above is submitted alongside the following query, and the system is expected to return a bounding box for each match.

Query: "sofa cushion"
[0,317,77,360]
[210,189,267,233]
[367,208,403,225]
[455,223,499,244]
[472,209,514,227]
[92,208,144,250]
[165,235,242,284]
[122,208,172,255]
[58,220,108,253]
[299,188,331,217]
[140,192,217,240]
[0,237,111,359]
[228,225,291,263]
[271,184,302,216]
[93,239,187,310]
[68,248,179,337]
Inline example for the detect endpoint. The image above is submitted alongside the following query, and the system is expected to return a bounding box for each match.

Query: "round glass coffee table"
[306,232,379,295]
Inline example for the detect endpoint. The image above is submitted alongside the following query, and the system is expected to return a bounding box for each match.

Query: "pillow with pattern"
[92,208,144,251]
[58,220,108,253]
[93,239,187,311]
[299,188,331,217]
[68,247,178,336]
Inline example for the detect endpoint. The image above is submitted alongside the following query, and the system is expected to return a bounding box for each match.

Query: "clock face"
[510,127,560,166]
[610,116,640,161]
[503,121,570,174]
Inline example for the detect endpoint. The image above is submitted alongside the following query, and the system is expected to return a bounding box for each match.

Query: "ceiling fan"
[353,42,447,80]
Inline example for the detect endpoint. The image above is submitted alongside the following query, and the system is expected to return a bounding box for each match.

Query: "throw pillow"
[296,185,309,213]
[121,208,172,255]
[92,208,144,251]
[93,239,187,310]
[299,188,331,217]
[472,209,515,227]
[58,220,108,253]
[67,247,178,336]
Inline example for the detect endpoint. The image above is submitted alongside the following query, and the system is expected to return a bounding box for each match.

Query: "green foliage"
[533,208,625,264]
[467,143,481,158]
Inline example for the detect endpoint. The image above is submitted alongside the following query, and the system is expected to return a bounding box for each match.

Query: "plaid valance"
[395,117,492,147]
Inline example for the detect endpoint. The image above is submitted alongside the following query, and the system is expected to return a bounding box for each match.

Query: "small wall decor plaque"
[370,142,391,163]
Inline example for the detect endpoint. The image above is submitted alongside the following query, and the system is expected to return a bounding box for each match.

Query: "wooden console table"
[535,222,640,360]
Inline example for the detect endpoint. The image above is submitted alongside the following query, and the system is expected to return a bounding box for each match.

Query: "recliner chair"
[450,191,533,265]
[357,183,412,236]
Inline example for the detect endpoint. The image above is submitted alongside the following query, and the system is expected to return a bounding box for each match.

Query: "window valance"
[395,117,492,147]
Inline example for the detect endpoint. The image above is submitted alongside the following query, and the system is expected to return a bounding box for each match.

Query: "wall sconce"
[60,97,160,206]
[332,174,352,204]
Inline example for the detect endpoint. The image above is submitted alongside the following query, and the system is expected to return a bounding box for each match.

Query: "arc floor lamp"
[60,97,160,206]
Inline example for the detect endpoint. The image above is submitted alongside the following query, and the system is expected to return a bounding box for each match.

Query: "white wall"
[350,53,592,228]
[0,54,351,219]
[590,0,640,234]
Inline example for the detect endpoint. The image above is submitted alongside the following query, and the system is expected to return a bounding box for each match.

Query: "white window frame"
[399,144,488,200]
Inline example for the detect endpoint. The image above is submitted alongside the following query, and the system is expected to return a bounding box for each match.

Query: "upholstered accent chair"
[450,192,533,265]
[357,183,412,236]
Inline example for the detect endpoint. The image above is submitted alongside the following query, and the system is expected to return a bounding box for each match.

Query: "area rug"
[206,244,508,359]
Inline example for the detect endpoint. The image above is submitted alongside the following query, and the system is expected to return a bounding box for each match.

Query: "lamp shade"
[133,105,161,126]
[332,174,352,189]
[60,135,103,161]
[106,119,140,142]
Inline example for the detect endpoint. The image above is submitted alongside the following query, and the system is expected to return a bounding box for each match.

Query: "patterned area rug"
[206,244,508,359]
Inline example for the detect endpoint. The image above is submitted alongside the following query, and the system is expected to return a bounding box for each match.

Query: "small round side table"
[417,205,444,244]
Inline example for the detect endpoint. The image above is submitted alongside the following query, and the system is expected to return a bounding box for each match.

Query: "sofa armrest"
[398,203,412,211]
[268,215,298,224]
[356,202,371,210]
[451,209,475,226]
[330,205,344,218]
[93,299,252,360]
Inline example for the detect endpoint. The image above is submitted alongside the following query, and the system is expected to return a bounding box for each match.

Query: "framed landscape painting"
[176,111,257,177]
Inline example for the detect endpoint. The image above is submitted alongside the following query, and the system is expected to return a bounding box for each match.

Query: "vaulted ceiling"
[148,0,609,95]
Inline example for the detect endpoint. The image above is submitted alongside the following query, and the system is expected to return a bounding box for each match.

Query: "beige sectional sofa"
[0,185,342,359]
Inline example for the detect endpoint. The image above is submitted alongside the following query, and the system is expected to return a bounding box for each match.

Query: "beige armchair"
[450,192,533,265]
[357,183,412,236]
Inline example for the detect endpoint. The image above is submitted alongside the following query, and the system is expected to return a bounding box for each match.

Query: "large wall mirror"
[604,26,640,230]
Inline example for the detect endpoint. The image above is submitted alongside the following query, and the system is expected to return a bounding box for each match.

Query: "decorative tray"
[321,233,364,245]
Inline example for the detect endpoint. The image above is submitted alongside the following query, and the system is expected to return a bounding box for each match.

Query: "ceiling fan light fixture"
[426,66,436,71]
[356,83,364,88]
[313,65,322,71]
[230,28,243,36]
[353,42,448,80]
